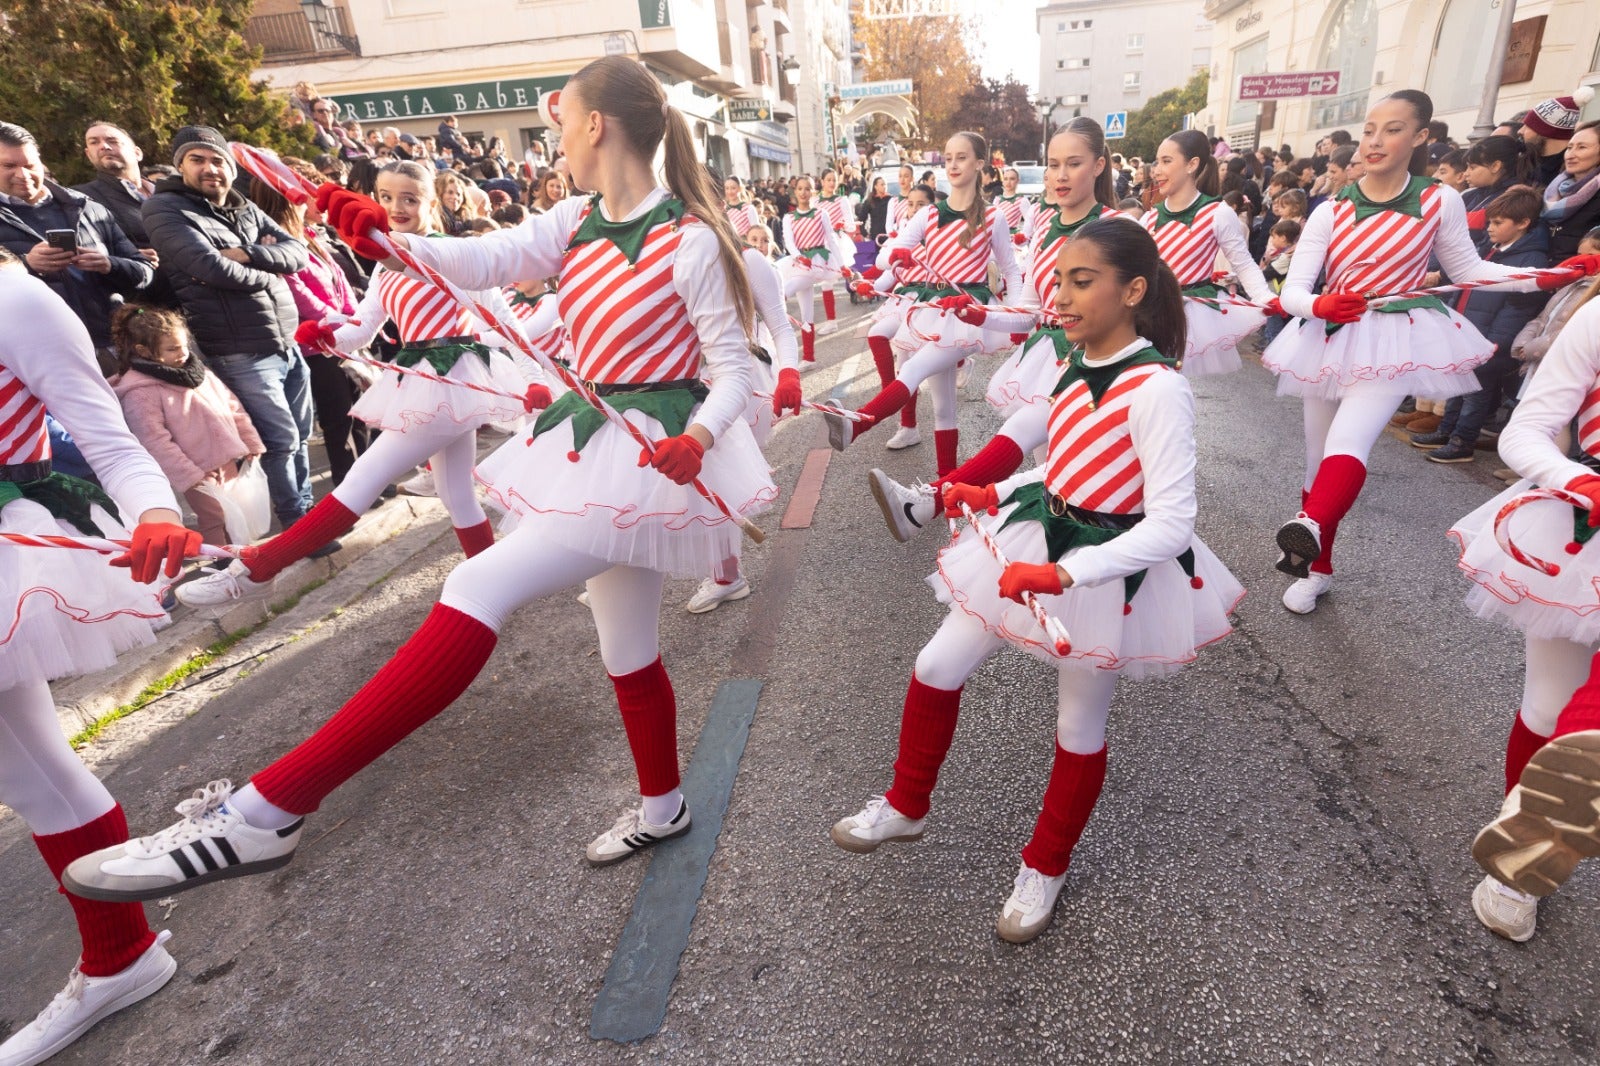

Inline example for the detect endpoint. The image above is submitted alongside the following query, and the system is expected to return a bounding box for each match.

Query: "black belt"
[0,459,51,483]
[1581,453,1600,474]
[1046,493,1142,529]
[589,378,709,400]
[408,335,479,350]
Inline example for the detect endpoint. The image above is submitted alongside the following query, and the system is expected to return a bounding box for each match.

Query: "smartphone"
[45,229,77,254]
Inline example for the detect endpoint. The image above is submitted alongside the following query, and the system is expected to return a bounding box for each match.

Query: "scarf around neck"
[131,354,207,389]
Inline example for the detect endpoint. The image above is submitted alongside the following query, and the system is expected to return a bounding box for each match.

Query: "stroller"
[848,239,879,304]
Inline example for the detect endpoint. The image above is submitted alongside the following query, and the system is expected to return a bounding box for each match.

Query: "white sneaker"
[1473,731,1600,897]
[824,409,853,452]
[0,931,176,1066]
[63,781,303,903]
[817,319,839,336]
[1281,572,1333,614]
[576,590,590,608]
[996,862,1068,944]
[884,425,922,450]
[1472,875,1537,942]
[685,576,751,614]
[173,559,272,608]
[586,798,691,866]
[829,795,926,853]
[399,469,437,497]
[868,468,937,543]
[955,358,972,390]
[1274,514,1322,578]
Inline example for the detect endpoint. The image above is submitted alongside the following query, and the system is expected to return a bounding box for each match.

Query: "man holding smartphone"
[0,121,154,372]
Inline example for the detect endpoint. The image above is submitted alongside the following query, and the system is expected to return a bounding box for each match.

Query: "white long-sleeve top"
[875,203,1024,301]
[744,249,800,372]
[1209,205,1274,305]
[991,338,1197,590]
[1499,296,1600,490]
[396,189,752,441]
[1279,185,1543,320]
[0,271,178,518]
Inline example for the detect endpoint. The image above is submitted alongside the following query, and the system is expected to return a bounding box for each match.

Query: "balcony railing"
[245,8,360,63]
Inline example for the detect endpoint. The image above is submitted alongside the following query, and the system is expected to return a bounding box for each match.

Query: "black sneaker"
[1426,438,1476,464]
[1409,428,1452,449]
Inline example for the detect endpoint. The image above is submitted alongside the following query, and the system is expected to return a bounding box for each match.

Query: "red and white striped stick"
[232,143,765,544]
[1492,486,1593,577]
[0,532,236,560]
[754,393,868,421]
[1179,268,1572,312]
[955,500,1073,656]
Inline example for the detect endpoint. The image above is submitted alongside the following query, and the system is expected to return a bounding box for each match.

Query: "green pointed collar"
[567,194,686,265]
[819,192,846,201]
[1154,193,1218,229]
[507,289,548,310]
[997,193,1026,203]
[1039,202,1110,247]
[792,207,818,218]
[934,198,981,228]
[1051,342,1175,405]
[1336,175,1431,223]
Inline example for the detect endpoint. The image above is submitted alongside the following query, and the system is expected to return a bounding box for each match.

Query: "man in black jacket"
[74,121,179,308]
[0,122,154,370]
[144,125,315,529]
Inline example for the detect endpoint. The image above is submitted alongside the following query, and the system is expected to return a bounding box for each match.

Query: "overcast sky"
[976,0,1042,91]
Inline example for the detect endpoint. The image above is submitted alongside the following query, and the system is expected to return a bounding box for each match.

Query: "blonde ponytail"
[662,107,756,333]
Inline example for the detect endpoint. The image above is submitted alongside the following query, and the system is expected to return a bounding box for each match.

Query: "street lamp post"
[1034,96,1064,160]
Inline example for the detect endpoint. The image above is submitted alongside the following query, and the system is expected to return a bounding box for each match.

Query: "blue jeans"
[207,350,313,525]
[1454,350,1520,446]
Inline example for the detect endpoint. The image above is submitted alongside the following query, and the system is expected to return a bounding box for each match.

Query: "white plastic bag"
[194,457,271,545]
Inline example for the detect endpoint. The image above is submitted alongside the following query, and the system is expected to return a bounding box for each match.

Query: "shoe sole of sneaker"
[828,822,924,854]
[1472,734,1600,897]
[1408,438,1445,450]
[686,584,751,614]
[25,949,178,1064]
[1470,888,1535,943]
[885,435,921,450]
[64,850,298,903]
[1274,523,1317,579]
[867,471,914,544]
[826,412,851,452]
[996,913,1053,945]
[585,818,691,867]
[1425,454,1475,464]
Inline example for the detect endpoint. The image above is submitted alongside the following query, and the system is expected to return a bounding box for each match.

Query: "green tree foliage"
[948,77,1045,163]
[0,0,311,185]
[1121,73,1210,161]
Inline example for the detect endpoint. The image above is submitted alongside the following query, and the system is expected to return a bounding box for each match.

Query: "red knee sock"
[884,675,963,820]
[801,326,815,363]
[609,657,681,797]
[867,335,896,387]
[933,434,1024,491]
[34,807,155,977]
[852,380,912,440]
[821,288,836,321]
[1020,743,1108,877]
[901,388,919,429]
[1505,710,1551,794]
[455,520,495,558]
[1301,455,1366,575]
[251,604,497,814]
[934,429,960,478]
[242,495,360,582]
[1553,652,1600,738]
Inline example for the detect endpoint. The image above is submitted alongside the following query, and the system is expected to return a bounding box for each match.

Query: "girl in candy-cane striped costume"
[0,258,201,1066]
[1443,287,1600,941]
[1263,91,1599,615]
[994,165,1038,255]
[825,131,1024,477]
[782,176,854,360]
[65,58,776,906]
[859,172,934,451]
[177,160,538,608]
[1140,129,1273,378]
[723,175,763,242]
[831,219,1241,945]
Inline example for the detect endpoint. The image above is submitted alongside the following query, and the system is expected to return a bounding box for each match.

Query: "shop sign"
[334,76,567,122]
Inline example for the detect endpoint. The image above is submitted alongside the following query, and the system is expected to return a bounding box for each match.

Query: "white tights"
[785,273,816,328]
[1299,394,1403,492]
[898,341,962,431]
[0,681,114,836]
[914,610,1119,753]
[1521,634,1596,735]
[331,420,487,528]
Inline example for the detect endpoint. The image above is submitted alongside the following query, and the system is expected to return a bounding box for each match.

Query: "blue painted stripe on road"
[590,677,765,1044]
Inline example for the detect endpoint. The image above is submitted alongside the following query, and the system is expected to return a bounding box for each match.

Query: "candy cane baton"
[1492,486,1593,577]
[310,341,534,408]
[753,393,868,421]
[0,532,236,561]
[955,500,1073,656]
[231,144,765,544]
[1364,269,1574,308]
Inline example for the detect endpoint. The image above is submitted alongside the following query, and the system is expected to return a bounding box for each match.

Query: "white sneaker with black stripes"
[63,781,303,903]
[585,798,691,866]
[868,468,938,543]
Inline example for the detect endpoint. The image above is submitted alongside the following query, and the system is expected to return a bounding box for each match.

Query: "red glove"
[934,293,977,312]
[1310,293,1367,324]
[861,265,883,281]
[294,319,338,351]
[642,433,705,485]
[888,247,915,271]
[772,368,803,416]
[1265,297,1289,320]
[998,561,1064,603]
[1539,255,1600,291]
[1466,208,1487,231]
[522,384,553,412]
[1012,232,1027,246]
[794,256,812,271]
[110,522,202,584]
[839,266,853,280]
[955,303,988,326]
[316,183,391,261]
[833,223,845,232]
[1567,474,1600,527]
[942,482,1000,519]
[1009,332,1030,345]
[852,281,875,298]
[1212,270,1232,285]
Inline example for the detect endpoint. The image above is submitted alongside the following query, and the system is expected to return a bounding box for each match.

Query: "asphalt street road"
[4,302,1594,1064]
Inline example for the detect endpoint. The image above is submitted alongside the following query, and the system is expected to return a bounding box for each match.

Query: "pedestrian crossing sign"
[1105,111,1127,139]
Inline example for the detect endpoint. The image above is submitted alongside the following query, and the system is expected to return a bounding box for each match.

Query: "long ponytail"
[1166,129,1219,197]
[567,56,756,334]
[1071,217,1187,359]
[951,130,990,247]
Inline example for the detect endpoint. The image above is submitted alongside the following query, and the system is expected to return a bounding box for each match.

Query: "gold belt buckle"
[1048,492,1068,517]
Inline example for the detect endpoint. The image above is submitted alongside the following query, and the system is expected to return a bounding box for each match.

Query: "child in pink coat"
[110,304,264,546]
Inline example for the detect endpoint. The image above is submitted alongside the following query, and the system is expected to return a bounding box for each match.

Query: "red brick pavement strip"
[780,449,834,530]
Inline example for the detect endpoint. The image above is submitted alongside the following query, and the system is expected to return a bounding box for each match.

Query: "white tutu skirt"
[986,334,1062,416]
[1449,479,1600,643]
[351,348,529,432]
[890,305,1004,358]
[1261,307,1491,400]
[0,498,167,690]
[476,404,777,578]
[929,501,1244,680]
[1181,298,1266,377]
